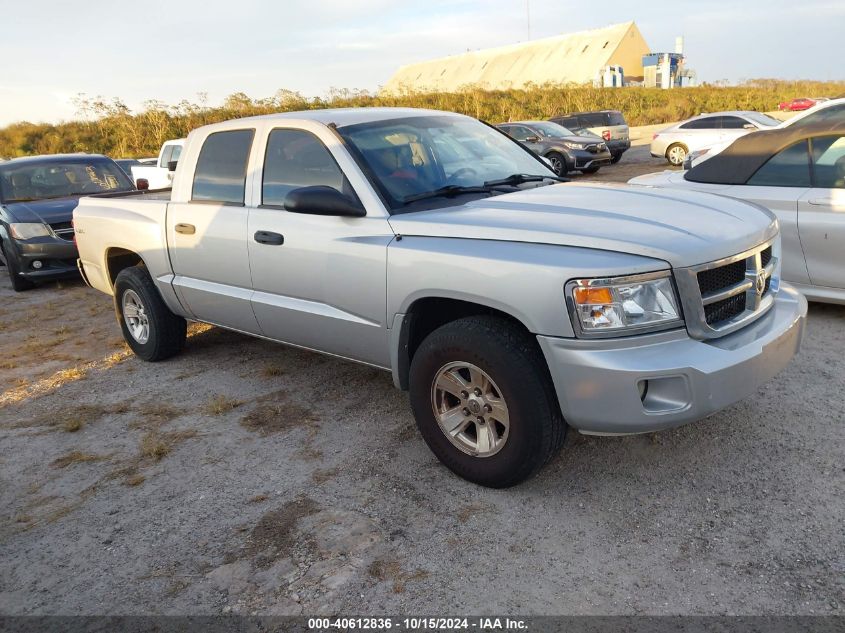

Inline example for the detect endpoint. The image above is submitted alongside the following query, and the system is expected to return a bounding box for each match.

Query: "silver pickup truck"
[74,108,807,487]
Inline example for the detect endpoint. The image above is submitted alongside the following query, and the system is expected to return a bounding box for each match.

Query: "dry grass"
[456,503,489,524]
[125,473,146,486]
[261,364,285,378]
[62,418,83,432]
[368,557,429,594]
[311,467,340,485]
[140,429,198,461]
[240,390,318,436]
[7,402,130,432]
[50,450,107,469]
[205,394,244,415]
[7,79,844,158]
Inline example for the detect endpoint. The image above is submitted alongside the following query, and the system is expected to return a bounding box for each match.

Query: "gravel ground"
[0,152,842,616]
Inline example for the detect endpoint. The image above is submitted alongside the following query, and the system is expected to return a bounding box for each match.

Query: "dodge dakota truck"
[73,108,807,487]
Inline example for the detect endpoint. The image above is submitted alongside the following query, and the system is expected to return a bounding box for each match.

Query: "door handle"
[807,198,833,206]
[254,230,284,245]
[174,223,196,235]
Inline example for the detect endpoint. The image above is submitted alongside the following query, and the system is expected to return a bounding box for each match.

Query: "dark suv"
[0,154,134,291]
[496,121,612,175]
[549,110,630,163]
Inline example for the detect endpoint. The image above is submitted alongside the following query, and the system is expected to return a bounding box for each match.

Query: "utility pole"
[526,0,531,40]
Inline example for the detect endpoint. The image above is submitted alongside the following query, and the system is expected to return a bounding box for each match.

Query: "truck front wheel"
[114,266,186,362]
[409,316,566,488]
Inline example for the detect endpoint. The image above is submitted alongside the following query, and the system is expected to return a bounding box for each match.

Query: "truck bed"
[74,191,173,296]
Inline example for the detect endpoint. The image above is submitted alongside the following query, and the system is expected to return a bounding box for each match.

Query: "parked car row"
[497,109,631,176]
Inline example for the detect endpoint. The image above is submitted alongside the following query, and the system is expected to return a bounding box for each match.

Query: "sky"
[0,0,843,126]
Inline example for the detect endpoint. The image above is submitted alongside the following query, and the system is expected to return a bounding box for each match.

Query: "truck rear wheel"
[409,316,566,488]
[114,266,186,361]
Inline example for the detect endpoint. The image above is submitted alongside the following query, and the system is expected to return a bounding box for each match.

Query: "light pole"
[526,0,531,40]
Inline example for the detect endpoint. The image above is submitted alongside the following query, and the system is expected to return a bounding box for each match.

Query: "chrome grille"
[49,221,75,241]
[675,240,778,339]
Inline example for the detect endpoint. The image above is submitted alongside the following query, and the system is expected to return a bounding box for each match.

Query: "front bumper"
[9,237,79,280]
[572,149,613,170]
[537,284,807,435]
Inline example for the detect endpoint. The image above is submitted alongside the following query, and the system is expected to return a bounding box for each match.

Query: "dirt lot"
[1,153,843,616]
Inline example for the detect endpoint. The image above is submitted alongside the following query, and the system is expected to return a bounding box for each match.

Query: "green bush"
[1,79,842,158]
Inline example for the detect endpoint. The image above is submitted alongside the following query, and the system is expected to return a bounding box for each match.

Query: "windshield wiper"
[402,184,494,204]
[483,173,569,187]
[401,173,569,205]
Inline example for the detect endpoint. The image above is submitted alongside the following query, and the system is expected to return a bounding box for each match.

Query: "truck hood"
[388,182,777,269]
[2,196,81,225]
[628,170,735,192]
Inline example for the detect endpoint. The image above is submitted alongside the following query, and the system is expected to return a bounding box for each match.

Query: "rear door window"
[680,117,720,130]
[507,125,535,141]
[747,140,811,187]
[579,113,606,127]
[554,116,579,129]
[192,129,255,204]
[607,111,626,126]
[719,116,750,129]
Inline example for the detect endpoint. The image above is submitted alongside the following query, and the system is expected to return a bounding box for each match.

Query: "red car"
[778,97,817,112]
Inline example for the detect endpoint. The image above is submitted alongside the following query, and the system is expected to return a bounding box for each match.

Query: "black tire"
[580,166,600,174]
[1,242,35,292]
[409,316,566,488]
[545,151,568,176]
[114,266,186,361]
[610,152,623,164]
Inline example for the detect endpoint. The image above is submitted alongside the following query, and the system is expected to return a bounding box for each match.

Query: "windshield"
[529,121,577,138]
[0,158,133,203]
[745,112,780,128]
[337,115,556,212]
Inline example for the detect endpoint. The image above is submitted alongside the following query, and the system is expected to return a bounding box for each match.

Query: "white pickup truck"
[74,108,807,487]
[129,139,185,190]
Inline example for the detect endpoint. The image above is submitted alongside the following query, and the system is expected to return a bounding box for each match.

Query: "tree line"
[1,79,842,158]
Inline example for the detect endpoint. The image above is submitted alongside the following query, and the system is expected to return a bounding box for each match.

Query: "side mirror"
[167,160,178,172]
[136,178,150,191]
[284,186,366,217]
[743,123,757,130]
[525,135,540,143]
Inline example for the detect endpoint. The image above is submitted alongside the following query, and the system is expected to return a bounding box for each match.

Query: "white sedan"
[631,125,845,304]
[685,98,845,168]
[651,111,781,166]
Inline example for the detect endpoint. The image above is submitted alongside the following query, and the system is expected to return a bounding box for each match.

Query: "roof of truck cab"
[206,107,468,129]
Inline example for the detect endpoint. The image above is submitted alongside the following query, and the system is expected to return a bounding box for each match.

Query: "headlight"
[563,141,586,150]
[566,272,682,337]
[9,223,52,239]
